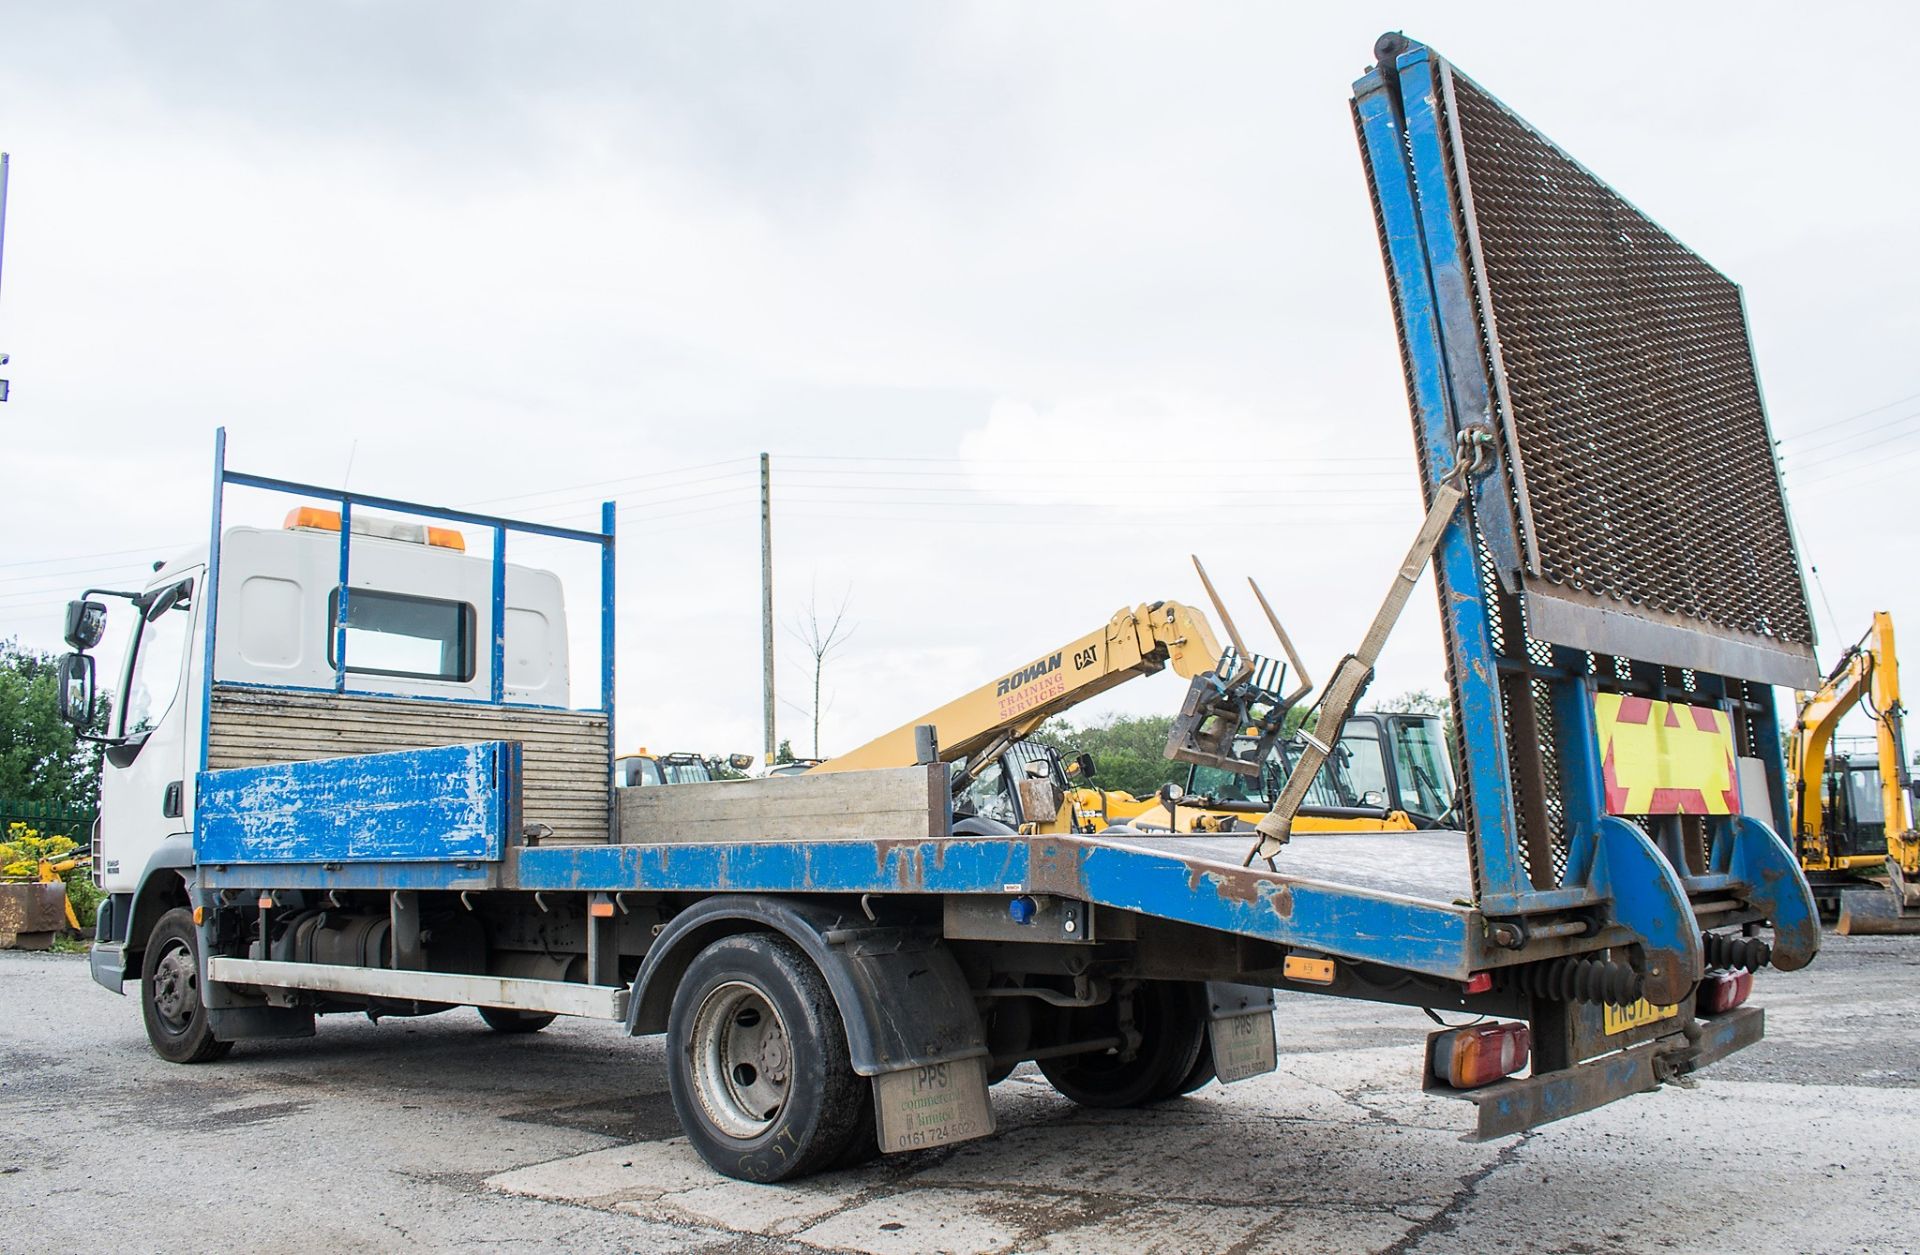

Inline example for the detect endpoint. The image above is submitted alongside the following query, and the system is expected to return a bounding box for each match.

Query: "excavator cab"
[1822,743,1890,862]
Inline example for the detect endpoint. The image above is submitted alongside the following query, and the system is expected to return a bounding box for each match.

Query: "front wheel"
[665,933,867,1182]
[140,907,233,1064]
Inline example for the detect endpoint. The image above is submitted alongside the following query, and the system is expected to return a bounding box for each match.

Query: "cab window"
[327,589,475,682]
[1390,718,1456,822]
[1325,722,1390,808]
[956,759,1018,825]
[121,579,195,737]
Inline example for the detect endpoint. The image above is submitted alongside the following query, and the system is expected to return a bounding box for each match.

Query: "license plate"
[1208,1009,1278,1083]
[873,1058,995,1153]
[1603,997,1680,1036]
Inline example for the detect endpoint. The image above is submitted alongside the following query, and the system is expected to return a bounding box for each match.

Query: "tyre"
[140,907,233,1064]
[1171,1034,1218,1096]
[1038,980,1207,1108]
[665,933,867,1182]
[478,1006,557,1034]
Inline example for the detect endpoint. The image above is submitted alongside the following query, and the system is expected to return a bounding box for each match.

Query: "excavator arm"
[1791,650,1871,866]
[1793,612,1920,928]
[1792,613,1914,866]
[811,601,1225,775]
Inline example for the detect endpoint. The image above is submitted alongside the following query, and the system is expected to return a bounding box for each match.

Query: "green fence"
[0,798,96,841]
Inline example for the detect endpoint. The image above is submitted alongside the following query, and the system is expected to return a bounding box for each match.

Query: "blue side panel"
[515,837,1477,979]
[196,742,517,864]
[1073,844,1474,979]
[514,838,1030,895]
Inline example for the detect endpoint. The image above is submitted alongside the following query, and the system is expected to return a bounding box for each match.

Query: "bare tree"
[784,584,855,759]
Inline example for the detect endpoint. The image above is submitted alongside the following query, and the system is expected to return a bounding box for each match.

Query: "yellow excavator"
[1789,611,1920,934]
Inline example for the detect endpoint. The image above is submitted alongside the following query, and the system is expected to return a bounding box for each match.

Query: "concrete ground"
[2,935,1915,1254]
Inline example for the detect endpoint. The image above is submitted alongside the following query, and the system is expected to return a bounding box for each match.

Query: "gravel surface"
[2,934,1914,1253]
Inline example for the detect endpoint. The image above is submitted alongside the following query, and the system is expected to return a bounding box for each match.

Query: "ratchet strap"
[1245,429,1489,866]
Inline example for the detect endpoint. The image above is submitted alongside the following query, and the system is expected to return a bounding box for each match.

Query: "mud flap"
[1590,817,1701,1006]
[872,1057,996,1152]
[1727,815,1820,969]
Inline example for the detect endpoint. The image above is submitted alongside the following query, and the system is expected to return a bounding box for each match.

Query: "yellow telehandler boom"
[1789,610,1920,933]
[813,600,1228,779]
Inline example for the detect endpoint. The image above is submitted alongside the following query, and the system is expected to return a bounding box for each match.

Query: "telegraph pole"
[760,452,776,766]
[1,153,11,403]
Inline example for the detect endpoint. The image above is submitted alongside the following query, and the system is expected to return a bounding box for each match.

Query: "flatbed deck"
[201,826,1489,982]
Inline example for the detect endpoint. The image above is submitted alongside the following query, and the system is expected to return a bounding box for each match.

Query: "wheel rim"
[151,939,199,1034]
[688,980,792,1139]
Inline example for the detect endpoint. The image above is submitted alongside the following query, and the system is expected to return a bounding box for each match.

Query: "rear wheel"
[1172,1034,1218,1096]
[140,907,233,1064]
[665,934,866,1181]
[478,1006,557,1034]
[1038,980,1206,1108]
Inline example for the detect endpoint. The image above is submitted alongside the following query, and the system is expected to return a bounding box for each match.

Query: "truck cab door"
[97,571,202,894]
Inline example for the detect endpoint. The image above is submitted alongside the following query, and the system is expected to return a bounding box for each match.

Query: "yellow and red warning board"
[1593,694,1739,816]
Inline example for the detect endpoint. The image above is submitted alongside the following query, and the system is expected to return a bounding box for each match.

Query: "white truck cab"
[76,508,570,899]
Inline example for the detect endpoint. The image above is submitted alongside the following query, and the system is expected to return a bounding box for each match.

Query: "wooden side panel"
[619,766,950,845]
[196,742,515,863]
[207,686,609,844]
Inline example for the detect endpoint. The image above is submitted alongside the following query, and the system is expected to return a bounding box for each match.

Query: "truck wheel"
[478,1007,557,1034]
[140,908,233,1064]
[1171,1035,1218,1096]
[666,934,865,1182]
[1038,980,1206,1108]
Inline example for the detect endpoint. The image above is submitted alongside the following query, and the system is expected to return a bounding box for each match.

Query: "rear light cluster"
[1429,1021,1530,1089]
[1696,968,1753,1015]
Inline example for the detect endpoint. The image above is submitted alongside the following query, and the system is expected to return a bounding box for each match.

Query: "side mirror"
[57,652,97,727]
[64,600,107,650]
[1024,758,1050,780]
[728,753,755,772]
[144,579,190,620]
[1067,751,1097,782]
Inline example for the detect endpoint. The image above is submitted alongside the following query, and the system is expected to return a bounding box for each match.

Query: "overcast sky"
[3,3,1915,759]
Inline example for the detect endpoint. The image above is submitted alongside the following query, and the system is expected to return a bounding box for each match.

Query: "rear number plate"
[1208,1010,1278,1083]
[1603,998,1679,1036]
[873,1058,995,1153]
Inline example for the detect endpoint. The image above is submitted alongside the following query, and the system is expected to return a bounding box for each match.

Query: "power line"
[458,456,755,511]
[1791,439,1920,492]
[766,464,1414,481]
[1781,418,1920,479]
[1778,408,1920,464]
[1775,388,1920,444]
[777,452,1414,466]
[771,484,1411,501]
[0,542,190,572]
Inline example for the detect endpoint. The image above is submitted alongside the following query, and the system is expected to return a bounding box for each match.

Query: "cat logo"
[996,653,1062,697]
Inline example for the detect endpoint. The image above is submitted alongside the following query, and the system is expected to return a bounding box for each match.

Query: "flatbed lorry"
[61,33,1821,1183]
